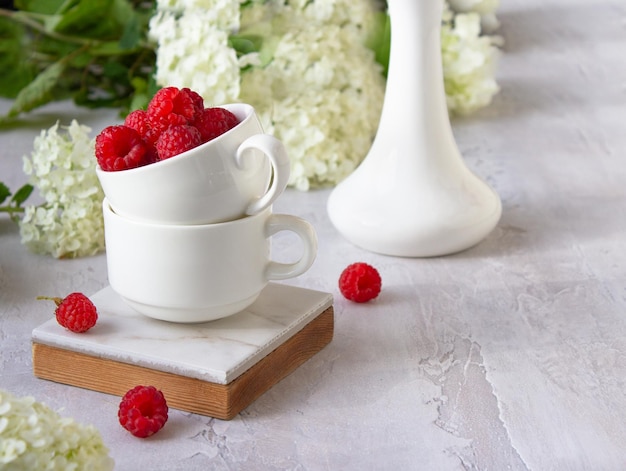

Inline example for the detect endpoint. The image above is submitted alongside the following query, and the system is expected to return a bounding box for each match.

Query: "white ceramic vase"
[327,0,501,257]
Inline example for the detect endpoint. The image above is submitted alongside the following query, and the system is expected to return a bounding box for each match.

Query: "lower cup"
[102,199,317,323]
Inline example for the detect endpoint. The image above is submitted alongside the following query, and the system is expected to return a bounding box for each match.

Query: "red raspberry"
[338,262,382,303]
[124,109,151,137]
[118,385,169,438]
[181,87,205,115]
[95,125,150,171]
[124,110,159,163]
[147,86,201,129]
[38,293,98,333]
[193,107,240,142]
[155,124,203,160]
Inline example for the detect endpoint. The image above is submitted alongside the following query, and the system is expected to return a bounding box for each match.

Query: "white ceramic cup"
[102,199,317,323]
[96,103,290,225]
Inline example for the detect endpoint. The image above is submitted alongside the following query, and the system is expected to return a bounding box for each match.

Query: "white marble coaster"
[32,283,333,385]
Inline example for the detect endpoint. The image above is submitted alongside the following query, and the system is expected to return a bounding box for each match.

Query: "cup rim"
[103,198,270,230]
[96,102,256,176]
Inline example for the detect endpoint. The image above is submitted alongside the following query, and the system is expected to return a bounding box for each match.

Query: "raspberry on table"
[95,125,150,171]
[156,124,203,160]
[38,292,99,333]
[193,107,240,142]
[338,262,382,303]
[118,385,169,438]
[147,86,201,129]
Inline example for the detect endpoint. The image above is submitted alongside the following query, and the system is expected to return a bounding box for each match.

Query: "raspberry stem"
[37,296,64,307]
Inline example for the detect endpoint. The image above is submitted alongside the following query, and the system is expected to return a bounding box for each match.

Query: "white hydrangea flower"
[447,0,500,32]
[154,0,239,28]
[441,8,501,115]
[148,4,241,105]
[269,0,378,37]
[19,121,105,258]
[239,1,385,189]
[241,27,385,188]
[0,389,114,471]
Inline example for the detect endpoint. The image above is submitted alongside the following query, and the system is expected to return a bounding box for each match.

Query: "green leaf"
[125,74,156,113]
[0,19,36,98]
[365,12,391,77]
[229,34,263,56]
[112,0,141,49]
[257,35,280,68]
[127,92,149,113]
[11,183,34,205]
[103,60,129,82]
[42,13,64,33]
[6,60,66,118]
[118,12,140,50]
[0,182,10,205]
[33,31,79,59]
[14,0,67,14]
[53,0,123,39]
[66,49,93,68]
[0,16,23,45]
[127,74,157,111]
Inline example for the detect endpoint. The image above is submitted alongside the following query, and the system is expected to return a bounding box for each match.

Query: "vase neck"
[359,0,460,174]
[387,0,444,36]
[382,0,450,136]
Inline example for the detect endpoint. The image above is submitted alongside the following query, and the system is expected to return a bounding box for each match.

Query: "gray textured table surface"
[1,0,625,469]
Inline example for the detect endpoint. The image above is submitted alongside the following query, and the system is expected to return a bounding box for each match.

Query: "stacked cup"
[97,103,317,323]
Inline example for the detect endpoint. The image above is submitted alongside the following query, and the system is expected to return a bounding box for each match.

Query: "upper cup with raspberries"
[94,88,291,225]
[95,87,240,171]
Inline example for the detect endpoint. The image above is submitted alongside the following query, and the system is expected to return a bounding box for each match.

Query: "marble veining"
[31,283,333,384]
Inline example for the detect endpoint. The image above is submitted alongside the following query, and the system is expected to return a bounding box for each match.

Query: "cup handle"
[264,214,318,280]
[236,134,291,216]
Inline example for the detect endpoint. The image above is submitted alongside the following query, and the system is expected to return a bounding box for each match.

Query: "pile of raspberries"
[95,86,239,171]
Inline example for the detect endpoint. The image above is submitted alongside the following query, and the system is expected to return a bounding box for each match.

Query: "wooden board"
[32,306,333,420]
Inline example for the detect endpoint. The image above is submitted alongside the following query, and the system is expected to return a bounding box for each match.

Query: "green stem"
[0,206,25,215]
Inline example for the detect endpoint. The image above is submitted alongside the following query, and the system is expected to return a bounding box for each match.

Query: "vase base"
[327,179,502,258]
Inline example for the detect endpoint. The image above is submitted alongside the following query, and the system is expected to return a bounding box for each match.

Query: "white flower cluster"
[20,120,105,258]
[0,389,114,471]
[448,0,501,31]
[442,1,502,116]
[239,1,385,190]
[148,0,242,105]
